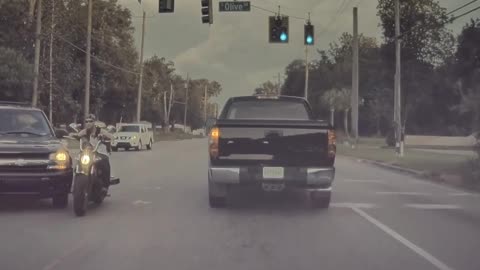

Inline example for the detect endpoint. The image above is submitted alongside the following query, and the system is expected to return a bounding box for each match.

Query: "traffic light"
[159,0,174,13]
[201,0,213,24]
[304,22,314,45]
[269,16,289,43]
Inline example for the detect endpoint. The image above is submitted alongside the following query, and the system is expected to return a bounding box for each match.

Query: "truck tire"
[209,196,226,208]
[208,180,227,208]
[310,191,331,209]
[52,193,68,208]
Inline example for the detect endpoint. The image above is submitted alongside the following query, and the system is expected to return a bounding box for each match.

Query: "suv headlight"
[131,135,137,140]
[49,151,69,162]
[48,150,70,169]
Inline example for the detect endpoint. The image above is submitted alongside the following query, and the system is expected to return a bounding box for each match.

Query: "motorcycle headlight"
[80,154,91,165]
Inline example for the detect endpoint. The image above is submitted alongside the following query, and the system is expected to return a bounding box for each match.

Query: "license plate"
[262,167,284,179]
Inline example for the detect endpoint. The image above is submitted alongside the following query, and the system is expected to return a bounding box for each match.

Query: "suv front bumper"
[0,169,73,198]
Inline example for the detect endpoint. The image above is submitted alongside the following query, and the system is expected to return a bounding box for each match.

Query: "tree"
[377,0,455,135]
[451,19,480,133]
[321,88,352,138]
[0,47,32,101]
[254,81,279,95]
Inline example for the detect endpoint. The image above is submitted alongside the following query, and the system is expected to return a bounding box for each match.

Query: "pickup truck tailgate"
[213,120,333,167]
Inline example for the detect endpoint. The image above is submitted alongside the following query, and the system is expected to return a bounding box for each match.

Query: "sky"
[117,0,479,106]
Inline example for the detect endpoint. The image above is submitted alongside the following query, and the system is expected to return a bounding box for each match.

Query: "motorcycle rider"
[76,114,115,187]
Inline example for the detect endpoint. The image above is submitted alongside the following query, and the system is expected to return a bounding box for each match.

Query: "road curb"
[344,156,475,190]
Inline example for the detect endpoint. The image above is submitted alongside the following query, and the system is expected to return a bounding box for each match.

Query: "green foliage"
[0,47,32,101]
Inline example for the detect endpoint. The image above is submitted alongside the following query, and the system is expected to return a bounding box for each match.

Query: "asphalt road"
[1,139,480,270]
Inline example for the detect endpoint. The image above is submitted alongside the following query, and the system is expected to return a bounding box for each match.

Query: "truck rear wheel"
[208,180,227,208]
[209,196,226,208]
[310,191,331,209]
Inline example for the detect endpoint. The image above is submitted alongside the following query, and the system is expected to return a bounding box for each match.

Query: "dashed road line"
[404,204,461,210]
[375,191,432,196]
[352,207,454,270]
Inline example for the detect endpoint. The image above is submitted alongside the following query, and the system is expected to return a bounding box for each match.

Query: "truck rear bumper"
[209,166,335,188]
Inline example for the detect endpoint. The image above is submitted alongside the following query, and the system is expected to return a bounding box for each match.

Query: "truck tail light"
[328,129,336,158]
[209,127,220,158]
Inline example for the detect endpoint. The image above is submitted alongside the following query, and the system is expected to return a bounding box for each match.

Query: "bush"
[385,129,396,147]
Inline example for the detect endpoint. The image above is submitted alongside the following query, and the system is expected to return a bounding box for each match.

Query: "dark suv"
[0,102,73,208]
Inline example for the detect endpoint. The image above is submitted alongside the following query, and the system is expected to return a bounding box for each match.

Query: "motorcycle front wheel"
[73,174,89,216]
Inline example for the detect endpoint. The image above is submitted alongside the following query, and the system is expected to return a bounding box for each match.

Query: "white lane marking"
[376,191,432,196]
[448,192,476,197]
[352,207,454,270]
[341,179,385,183]
[133,200,151,205]
[405,204,461,210]
[331,202,377,209]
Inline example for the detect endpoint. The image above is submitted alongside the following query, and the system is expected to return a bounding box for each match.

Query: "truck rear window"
[226,100,310,120]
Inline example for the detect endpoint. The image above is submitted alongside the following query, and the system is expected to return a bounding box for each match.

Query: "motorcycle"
[72,136,120,216]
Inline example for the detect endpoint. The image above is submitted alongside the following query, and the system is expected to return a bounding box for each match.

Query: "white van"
[112,123,154,151]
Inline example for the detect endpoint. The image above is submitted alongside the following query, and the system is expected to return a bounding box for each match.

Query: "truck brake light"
[209,127,220,158]
[328,130,336,158]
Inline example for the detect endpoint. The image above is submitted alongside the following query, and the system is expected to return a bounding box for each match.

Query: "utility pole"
[277,72,282,94]
[32,0,42,107]
[304,46,309,100]
[352,7,359,145]
[136,11,146,122]
[394,0,404,157]
[84,0,92,120]
[48,0,55,122]
[183,75,189,133]
[204,84,208,121]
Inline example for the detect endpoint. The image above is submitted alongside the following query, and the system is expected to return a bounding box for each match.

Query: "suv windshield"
[226,100,310,120]
[119,125,140,132]
[0,108,52,136]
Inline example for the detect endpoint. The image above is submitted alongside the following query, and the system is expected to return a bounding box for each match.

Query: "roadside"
[154,129,204,142]
[338,138,480,191]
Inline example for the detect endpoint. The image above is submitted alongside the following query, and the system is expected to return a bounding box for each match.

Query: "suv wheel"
[147,140,152,150]
[52,193,69,208]
[136,141,142,151]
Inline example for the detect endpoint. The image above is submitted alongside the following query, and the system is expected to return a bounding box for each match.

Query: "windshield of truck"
[0,108,52,136]
[226,100,310,120]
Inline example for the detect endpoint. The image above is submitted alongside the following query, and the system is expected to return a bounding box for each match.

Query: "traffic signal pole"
[304,45,309,100]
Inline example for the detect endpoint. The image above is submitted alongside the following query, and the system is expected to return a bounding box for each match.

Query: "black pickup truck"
[207,95,336,208]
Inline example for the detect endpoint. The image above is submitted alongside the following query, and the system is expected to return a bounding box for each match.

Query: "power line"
[450,5,480,21]
[446,0,479,16]
[255,0,313,13]
[251,4,307,21]
[52,32,140,75]
[398,5,480,39]
[318,0,354,35]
